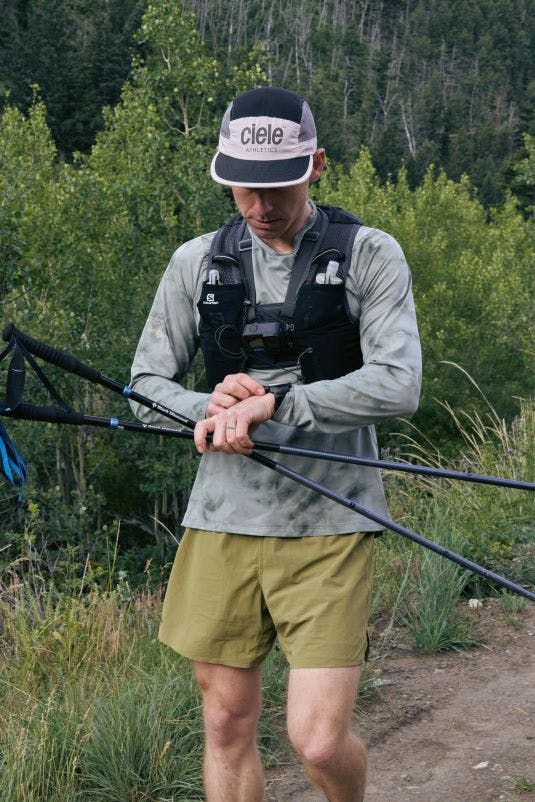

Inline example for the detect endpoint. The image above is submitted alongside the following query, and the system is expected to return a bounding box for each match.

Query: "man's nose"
[251,191,274,217]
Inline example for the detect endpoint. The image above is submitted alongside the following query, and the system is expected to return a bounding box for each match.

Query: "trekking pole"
[248,450,535,603]
[2,324,195,429]
[9,403,532,491]
[7,402,534,496]
[2,324,534,602]
[3,325,533,492]
[251,441,534,492]
[4,407,534,603]
[4,403,196,441]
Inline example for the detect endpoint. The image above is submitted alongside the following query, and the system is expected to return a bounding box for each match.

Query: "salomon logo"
[203,293,219,305]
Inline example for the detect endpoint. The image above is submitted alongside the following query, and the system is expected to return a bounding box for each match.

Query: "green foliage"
[0,0,144,154]
[317,150,535,442]
[514,777,535,793]
[432,402,535,591]
[2,0,534,204]
[0,0,264,570]
[182,0,535,206]
[499,589,529,628]
[512,134,535,216]
[0,585,205,801]
[0,99,57,306]
[377,401,535,606]
[368,402,535,657]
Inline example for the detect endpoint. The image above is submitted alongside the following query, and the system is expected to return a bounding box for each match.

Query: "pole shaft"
[248,451,535,603]
[253,441,534,492]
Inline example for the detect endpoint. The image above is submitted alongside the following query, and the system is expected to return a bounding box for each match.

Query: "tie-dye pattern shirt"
[130,204,422,536]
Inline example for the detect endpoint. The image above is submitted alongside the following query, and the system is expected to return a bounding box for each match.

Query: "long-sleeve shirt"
[130,202,422,536]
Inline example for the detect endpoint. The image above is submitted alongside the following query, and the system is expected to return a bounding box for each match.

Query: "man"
[130,86,421,802]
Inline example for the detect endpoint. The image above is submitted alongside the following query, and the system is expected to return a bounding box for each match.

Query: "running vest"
[197,205,364,389]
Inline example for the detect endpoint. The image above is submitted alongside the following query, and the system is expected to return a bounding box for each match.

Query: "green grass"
[499,589,529,628]
[0,578,288,802]
[401,548,479,653]
[370,400,535,652]
[1,662,206,802]
[514,776,535,793]
[0,582,200,802]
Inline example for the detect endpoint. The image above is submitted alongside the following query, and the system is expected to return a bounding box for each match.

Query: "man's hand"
[194,393,275,455]
[206,373,266,417]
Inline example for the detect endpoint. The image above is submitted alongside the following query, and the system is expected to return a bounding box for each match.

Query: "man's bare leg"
[287,666,366,802]
[194,661,264,802]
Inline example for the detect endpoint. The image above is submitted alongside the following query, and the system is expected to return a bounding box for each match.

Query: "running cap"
[211,86,317,188]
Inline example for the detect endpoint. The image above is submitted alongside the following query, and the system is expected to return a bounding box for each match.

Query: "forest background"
[0,0,534,584]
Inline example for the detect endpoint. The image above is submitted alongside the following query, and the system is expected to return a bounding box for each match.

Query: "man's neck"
[257,201,314,254]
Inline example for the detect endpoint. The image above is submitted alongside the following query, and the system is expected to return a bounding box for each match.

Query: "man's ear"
[309,149,326,184]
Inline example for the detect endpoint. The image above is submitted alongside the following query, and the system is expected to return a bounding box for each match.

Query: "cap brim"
[211,153,313,188]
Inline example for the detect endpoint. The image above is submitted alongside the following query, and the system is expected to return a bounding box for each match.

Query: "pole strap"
[0,419,27,490]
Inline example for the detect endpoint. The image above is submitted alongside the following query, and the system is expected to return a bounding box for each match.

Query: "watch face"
[271,383,291,411]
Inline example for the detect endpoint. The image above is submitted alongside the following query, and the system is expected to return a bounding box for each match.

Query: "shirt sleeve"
[129,236,212,426]
[273,227,422,433]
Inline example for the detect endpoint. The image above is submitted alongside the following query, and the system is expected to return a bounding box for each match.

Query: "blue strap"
[0,420,27,489]
[122,386,132,398]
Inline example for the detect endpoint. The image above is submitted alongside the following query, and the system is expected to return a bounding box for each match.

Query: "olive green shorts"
[159,528,374,669]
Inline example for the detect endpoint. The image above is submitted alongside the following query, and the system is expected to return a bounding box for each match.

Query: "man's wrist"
[262,383,292,414]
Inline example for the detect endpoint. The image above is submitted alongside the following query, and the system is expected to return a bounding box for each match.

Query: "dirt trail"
[267,601,535,802]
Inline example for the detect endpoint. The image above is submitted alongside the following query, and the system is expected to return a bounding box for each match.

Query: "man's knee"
[202,697,260,750]
[195,662,261,750]
[288,723,344,769]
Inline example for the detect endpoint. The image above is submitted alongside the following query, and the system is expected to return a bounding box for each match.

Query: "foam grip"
[7,403,86,426]
[3,324,102,384]
[5,348,25,410]
[2,323,15,342]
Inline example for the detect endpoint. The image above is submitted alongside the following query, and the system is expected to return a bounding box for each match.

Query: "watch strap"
[263,382,292,413]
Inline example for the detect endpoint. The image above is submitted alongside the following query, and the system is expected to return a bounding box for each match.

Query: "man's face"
[231,181,310,251]
[230,149,326,252]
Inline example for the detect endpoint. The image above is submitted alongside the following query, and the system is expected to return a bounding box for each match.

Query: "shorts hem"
[159,634,269,669]
[286,655,366,669]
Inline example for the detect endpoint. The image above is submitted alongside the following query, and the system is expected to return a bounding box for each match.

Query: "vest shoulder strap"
[205,214,247,285]
[318,204,363,225]
[205,204,363,310]
[312,204,363,282]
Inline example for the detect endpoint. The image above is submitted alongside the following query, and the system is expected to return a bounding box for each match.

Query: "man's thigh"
[194,662,263,739]
[286,666,361,743]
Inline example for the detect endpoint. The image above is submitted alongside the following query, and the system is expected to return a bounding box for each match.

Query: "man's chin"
[249,220,282,238]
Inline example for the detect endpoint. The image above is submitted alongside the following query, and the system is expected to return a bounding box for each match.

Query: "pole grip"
[5,403,86,426]
[3,324,104,385]
[4,347,25,411]
[2,323,196,428]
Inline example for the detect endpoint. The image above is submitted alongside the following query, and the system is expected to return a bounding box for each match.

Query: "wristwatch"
[263,383,292,414]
